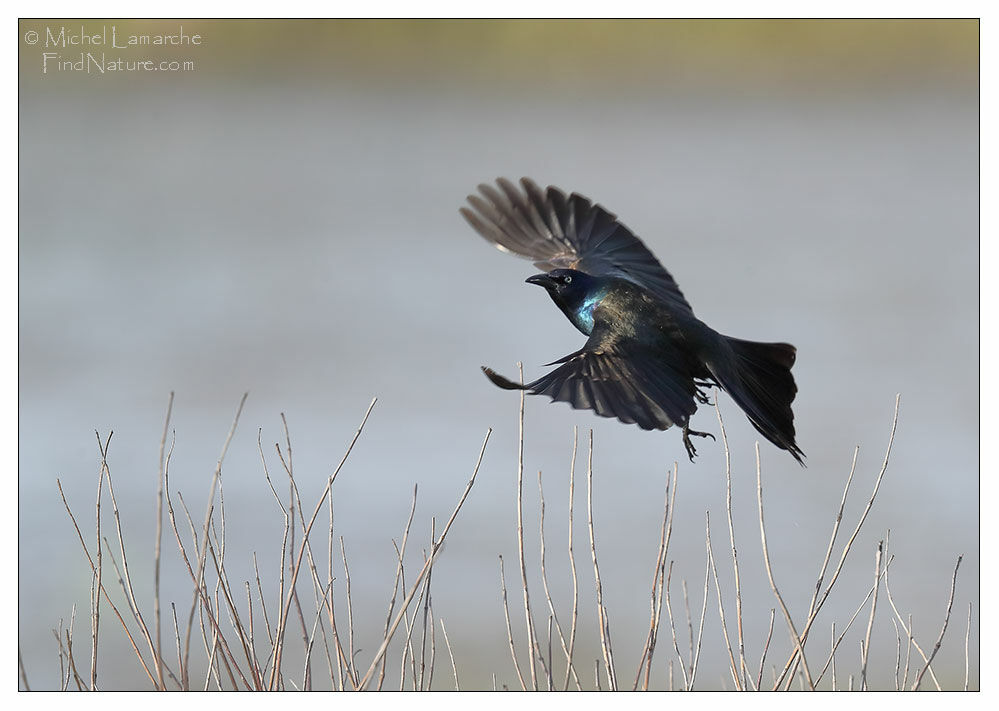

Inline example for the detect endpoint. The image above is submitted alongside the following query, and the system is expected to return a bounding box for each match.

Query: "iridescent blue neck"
[567,289,604,335]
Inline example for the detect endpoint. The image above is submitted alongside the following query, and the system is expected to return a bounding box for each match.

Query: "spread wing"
[460,177,694,315]
[483,322,699,431]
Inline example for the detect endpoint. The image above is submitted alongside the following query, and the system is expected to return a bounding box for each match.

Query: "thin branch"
[586,429,616,689]
[18,648,29,691]
[965,603,972,691]
[689,540,710,689]
[757,608,776,691]
[153,392,174,689]
[813,555,896,686]
[537,468,580,690]
[91,430,111,690]
[564,426,581,691]
[440,618,460,691]
[831,622,837,691]
[270,397,375,688]
[101,429,164,688]
[57,479,156,687]
[356,428,490,689]
[778,394,900,689]
[185,393,248,687]
[860,540,884,689]
[378,485,418,690]
[883,546,942,690]
[499,555,527,690]
[911,556,963,690]
[705,512,741,689]
[663,562,690,690]
[633,464,676,690]
[756,443,814,690]
[514,363,539,690]
[715,398,748,688]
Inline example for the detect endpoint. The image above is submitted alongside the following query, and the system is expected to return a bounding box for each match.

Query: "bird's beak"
[525,273,553,288]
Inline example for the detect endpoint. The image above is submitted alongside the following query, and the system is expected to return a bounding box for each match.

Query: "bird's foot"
[695,389,714,405]
[682,424,716,462]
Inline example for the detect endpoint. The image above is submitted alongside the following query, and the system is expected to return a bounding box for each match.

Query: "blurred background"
[19,19,978,690]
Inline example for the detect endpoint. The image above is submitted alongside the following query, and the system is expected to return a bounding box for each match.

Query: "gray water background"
[19,24,978,690]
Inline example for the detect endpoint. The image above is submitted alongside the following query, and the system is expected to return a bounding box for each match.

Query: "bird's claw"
[681,425,716,462]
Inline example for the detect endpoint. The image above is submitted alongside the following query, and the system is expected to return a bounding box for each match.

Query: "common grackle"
[461,177,804,465]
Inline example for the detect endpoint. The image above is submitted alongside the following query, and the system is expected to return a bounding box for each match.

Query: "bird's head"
[526,269,604,334]
[525,268,592,301]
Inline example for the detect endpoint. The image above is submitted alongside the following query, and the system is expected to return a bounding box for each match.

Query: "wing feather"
[520,333,698,432]
[461,177,693,314]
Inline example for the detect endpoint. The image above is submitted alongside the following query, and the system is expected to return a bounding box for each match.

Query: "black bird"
[460,177,804,465]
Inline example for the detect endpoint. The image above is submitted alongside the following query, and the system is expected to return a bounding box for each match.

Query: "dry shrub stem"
[756,441,815,690]
[586,430,617,690]
[860,541,884,689]
[514,363,540,690]
[44,390,972,691]
[911,555,962,691]
[714,400,749,688]
[705,512,741,689]
[777,394,901,690]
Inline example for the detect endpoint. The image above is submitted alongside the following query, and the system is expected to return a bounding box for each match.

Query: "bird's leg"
[681,422,716,462]
[694,380,717,405]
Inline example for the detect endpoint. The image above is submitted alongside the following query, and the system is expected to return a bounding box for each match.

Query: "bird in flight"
[460,177,804,465]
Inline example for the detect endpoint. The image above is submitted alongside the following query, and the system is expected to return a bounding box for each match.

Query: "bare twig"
[537,469,580,690]
[514,363,539,690]
[634,464,676,690]
[418,522,437,689]
[813,555,895,686]
[57,478,156,687]
[302,580,335,691]
[153,392,174,689]
[715,399,748,689]
[339,536,357,683]
[756,443,814,690]
[91,430,111,690]
[705,512,741,689]
[185,393,248,686]
[860,540,884,689]
[379,485,418,690]
[689,541,710,689]
[499,554,527,690]
[831,622,837,691]
[270,397,375,688]
[965,603,972,691]
[18,647,30,691]
[664,562,690,690]
[564,426,581,691]
[587,430,616,689]
[884,550,942,690]
[356,428,490,689]
[101,428,165,688]
[757,608,776,690]
[684,579,697,679]
[778,395,900,689]
[891,617,902,691]
[440,618,460,691]
[911,555,962,690]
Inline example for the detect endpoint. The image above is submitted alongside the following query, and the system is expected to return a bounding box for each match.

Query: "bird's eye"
[564,274,572,284]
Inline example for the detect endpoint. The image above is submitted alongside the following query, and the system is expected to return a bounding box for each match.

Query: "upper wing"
[460,177,694,315]
[484,322,699,431]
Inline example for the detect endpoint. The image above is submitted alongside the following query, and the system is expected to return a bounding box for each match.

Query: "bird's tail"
[706,337,805,465]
